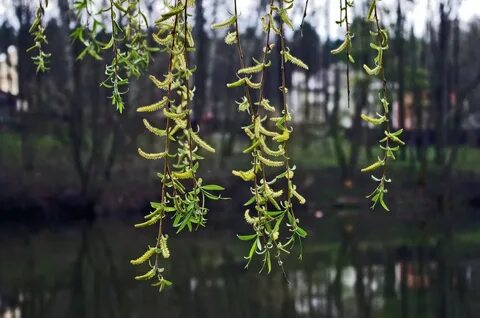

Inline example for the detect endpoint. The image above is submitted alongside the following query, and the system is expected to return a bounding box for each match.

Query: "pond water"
[0,214,479,318]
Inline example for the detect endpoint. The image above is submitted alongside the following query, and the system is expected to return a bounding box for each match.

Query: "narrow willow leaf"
[360,159,385,173]
[237,234,257,241]
[330,36,351,55]
[363,64,381,76]
[280,9,294,30]
[243,139,260,153]
[134,267,156,280]
[211,15,237,29]
[227,77,246,88]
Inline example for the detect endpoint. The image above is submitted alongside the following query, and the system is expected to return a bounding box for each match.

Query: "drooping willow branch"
[71,0,105,60]
[130,0,223,291]
[212,0,307,273]
[330,0,354,108]
[28,0,51,72]
[360,0,404,211]
[100,0,155,113]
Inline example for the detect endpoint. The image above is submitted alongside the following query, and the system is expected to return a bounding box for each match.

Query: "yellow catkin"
[361,114,386,125]
[258,154,284,167]
[134,215,161,228]
[244,209,258,225]
[172,170,193,179]
[137,148,167,160]
[260,137,284,157]
[159,235,170,259]
[134,267,156,280]
[272,231,279,241]
[137,97,169,112]
[211,15,237,29]
[143,119,167,136]
[273,129,290,142]
[243,127,255,140]
[149,74,173,89]
[163,108,187,119]
[130,247,156,265]
[291,188,306,205]
[259,125,278,137]
[232,169,255,181]
[189,130,215,153]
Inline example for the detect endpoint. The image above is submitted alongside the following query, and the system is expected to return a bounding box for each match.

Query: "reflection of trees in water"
[0,220,476,318]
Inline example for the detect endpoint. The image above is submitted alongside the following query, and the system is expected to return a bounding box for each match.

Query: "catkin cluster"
[130,0,223,291]
[213,0,308,273]
[359,0,405,211]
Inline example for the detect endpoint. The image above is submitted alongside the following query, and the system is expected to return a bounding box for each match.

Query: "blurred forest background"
[1,0,480,317]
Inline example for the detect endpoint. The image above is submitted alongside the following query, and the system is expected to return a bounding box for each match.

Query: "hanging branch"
[101,0,156,113]
[360,0,404,211]
[300,0,310,35]
[130,0,223,291]
[212,0,307,273]
[28,0,51,72]
[71,0,105,61]
[330,0,354,108]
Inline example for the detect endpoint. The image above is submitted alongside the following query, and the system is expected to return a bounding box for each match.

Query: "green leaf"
[296,227,308,238]
[202,184,225,191]
[237,234,257,241]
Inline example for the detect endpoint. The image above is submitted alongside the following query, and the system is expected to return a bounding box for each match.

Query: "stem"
[155,0,181,268]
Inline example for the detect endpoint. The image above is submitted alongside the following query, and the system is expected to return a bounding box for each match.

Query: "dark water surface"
[1,213,480,318]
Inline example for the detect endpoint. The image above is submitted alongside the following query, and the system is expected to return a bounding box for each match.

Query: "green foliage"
[213,0,307,273]
[28,0,51,72]
[359,0,404,211]
[331,0,354,107]
[100,0,156,113]
[27,0,406,292]
[130,0,223,291]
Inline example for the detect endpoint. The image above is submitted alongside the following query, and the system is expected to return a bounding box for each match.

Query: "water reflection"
[0,220,477,318]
